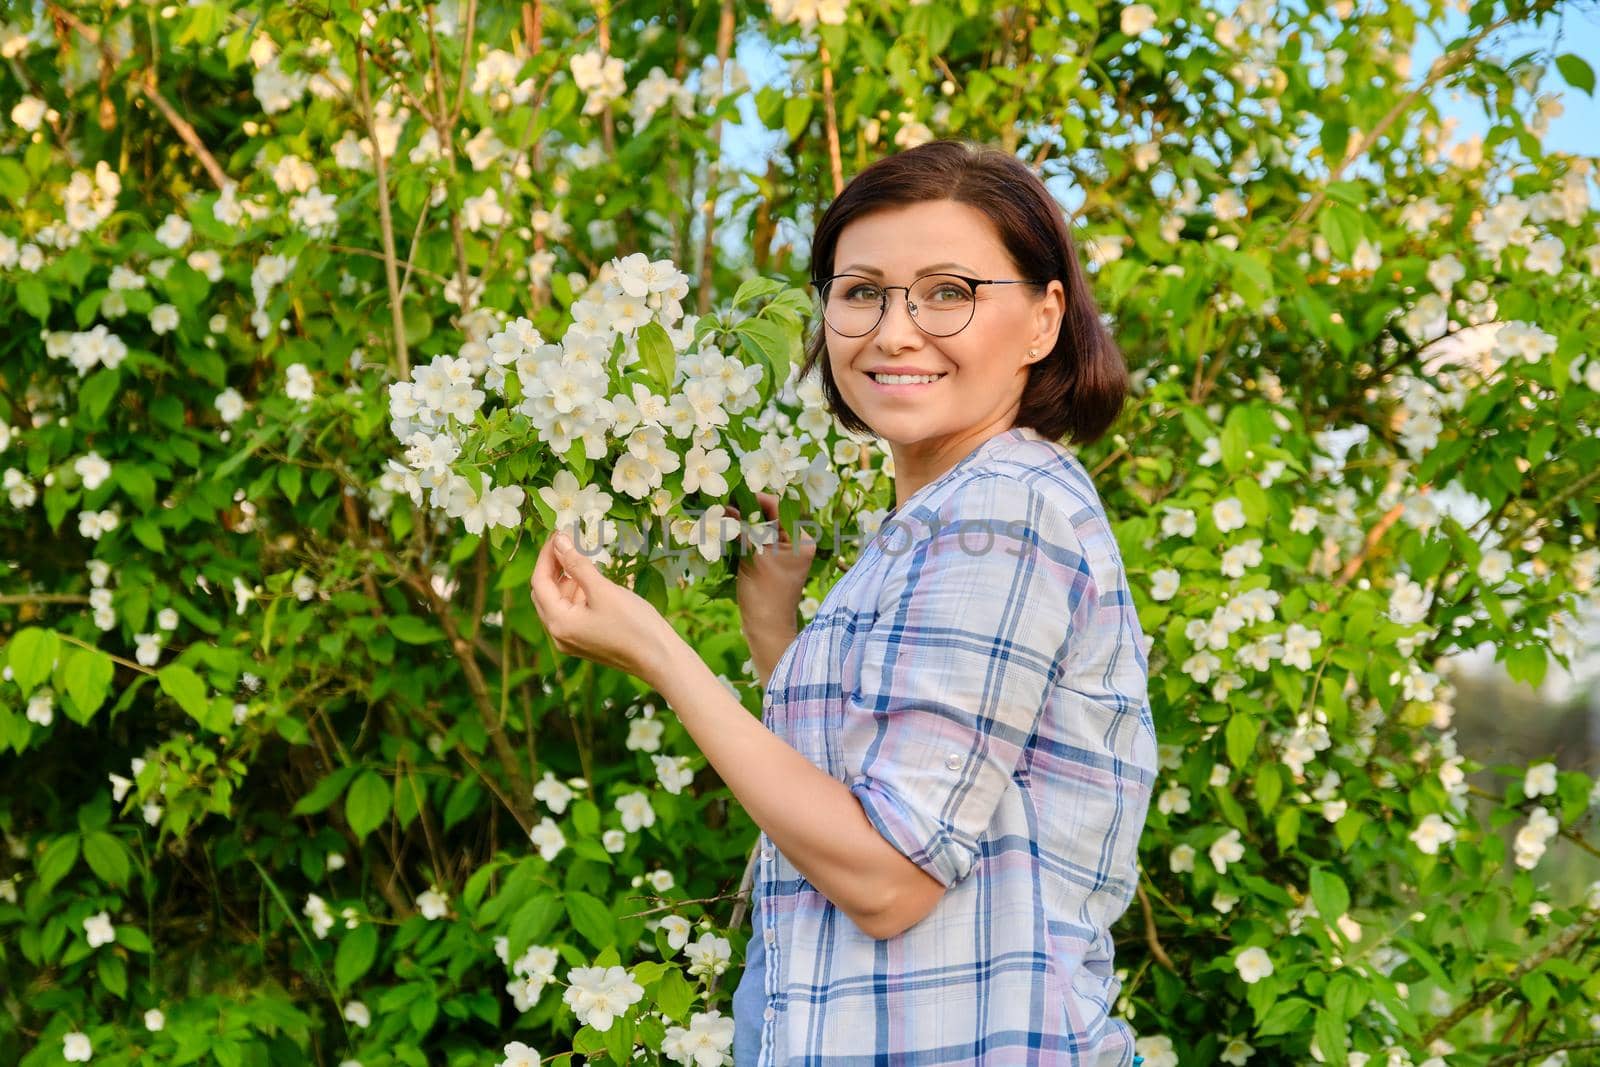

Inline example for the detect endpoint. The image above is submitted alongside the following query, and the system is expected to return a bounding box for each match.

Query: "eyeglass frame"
[808,272,1049,338]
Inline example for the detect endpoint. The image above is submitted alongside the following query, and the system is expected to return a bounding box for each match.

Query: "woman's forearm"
[743,622,797,691]
[642,629,938,939]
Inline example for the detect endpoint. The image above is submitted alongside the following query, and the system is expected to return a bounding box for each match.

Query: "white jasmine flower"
[134,633,161,667]
[1120,3,1157,35]
[684,932,732,978]
[74,452,112,491]
[154,213,192,250]
[497,1042,542,1067]
[1233,945,1274,983]
[1209,828,1244,873]
[1150,568,1180,601]
[562,964,645,1032]
[342,1000,370,1028]
[661,1009,736,1066]
[1524,761,1557,798]
[215,387,246,423]
[416,886,449,920]
[616,790,656,833]
[1408,813,1456,855]
[533,770,574,814]
[84,909,116,947]
[285,362,315,403]
[63,1032,92,1063]
[529,817,567,862]
[1212,497,1246,532]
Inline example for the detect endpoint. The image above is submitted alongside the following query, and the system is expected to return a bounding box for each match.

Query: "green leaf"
[83,831,131,887]
[655,966,695,1021]
[734,317,796,390]
[566,890,617,950]
[1309,868,1351,921]
[507,892,562,962]
[1556,52,1596,95]
[98,953,128,998]
[36,835,81,894]
[0,158,27,204]
[388,616,445,644]
[1505,643,1547,687]
[157,664,209,721]
[118,926,153,953]
[572,799,601,838]
[278,464,303,504]
[1225,712,1259,768]
[782,94,814,141]
[1255,996,1313,1036]
[635,321,677,393]
[8,628,60,693]
[115,465,157,510]
[1314,1007,1347,1062]
[291,766,359,816]
[79,370,121,425]
[1253,764,1282,814]
[345,771,391,841]
[1317,202,1362,263]
[602,1012,635,1065]
[63,647,115,723]
[731,277,786,309]
[16,277,49,321]
[334,921,379,989]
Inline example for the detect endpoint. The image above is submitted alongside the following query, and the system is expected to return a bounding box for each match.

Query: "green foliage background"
[2,0,1600,1064]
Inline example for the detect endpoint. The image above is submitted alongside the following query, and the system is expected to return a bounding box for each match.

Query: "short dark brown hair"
[800,138,1127,446]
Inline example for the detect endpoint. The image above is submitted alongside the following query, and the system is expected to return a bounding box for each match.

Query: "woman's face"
[823,199,1065,454]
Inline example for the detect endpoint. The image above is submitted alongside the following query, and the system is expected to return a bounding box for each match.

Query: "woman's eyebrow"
[836,261,978,277]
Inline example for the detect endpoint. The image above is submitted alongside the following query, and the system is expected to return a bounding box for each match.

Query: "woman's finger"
[529,532,561,614]
[551,532,603,600]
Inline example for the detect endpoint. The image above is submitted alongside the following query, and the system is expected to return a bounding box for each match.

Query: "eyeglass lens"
[818,274,976,338]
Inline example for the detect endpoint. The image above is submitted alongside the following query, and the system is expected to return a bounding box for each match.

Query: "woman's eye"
[845,286,878,300]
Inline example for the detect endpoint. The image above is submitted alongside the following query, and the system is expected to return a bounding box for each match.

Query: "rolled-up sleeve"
[843,473,1095,889]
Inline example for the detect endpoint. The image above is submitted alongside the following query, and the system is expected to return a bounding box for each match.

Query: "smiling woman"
[725,139,1158,1066]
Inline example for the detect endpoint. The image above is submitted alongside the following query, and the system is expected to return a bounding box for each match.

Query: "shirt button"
[763,1005,775,1021]
[764,926,776,944]
[761,846,774,862]
[945,753,963,770]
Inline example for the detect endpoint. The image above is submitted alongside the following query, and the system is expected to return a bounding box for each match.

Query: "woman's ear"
[1031,279,1067,356]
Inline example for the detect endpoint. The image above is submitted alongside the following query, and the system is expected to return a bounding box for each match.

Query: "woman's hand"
[529,530,679,682]
[730,491,818,637]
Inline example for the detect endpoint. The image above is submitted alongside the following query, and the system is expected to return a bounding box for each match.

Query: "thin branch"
[354,45,411,377]
[1422,912,1600,1045]
[44,4,228,189]
[132,71,228,190]
[1333,500,1407,587]
[1274,5,1539,254]
[0,593,91,605]
[1137,878,1178,972]
[1489,1037,1600,1066]
[621,889,750,921]
[818,38,844,197]
[321,242,451,289]
[694,0,737,316]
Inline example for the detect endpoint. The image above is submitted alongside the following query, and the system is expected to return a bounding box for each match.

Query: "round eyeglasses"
[811,273,1044,338]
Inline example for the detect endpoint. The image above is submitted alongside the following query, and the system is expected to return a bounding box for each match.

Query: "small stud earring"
[1027,347,1039,360]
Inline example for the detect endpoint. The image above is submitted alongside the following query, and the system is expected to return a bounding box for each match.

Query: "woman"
[530,138,1157,1065]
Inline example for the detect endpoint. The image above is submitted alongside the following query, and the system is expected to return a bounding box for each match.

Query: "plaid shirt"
[746,426,1158,1065]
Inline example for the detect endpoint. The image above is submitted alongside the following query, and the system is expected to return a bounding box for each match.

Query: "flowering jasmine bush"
[2,0,1600,1065]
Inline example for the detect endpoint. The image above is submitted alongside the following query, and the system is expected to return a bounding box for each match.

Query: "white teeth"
[871,372,946,385]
